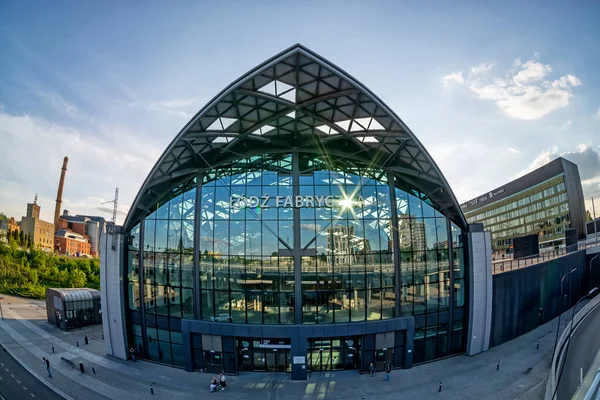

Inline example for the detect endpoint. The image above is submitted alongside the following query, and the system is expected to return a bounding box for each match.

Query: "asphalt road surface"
[0,346,63,400]
[556,301,600,400]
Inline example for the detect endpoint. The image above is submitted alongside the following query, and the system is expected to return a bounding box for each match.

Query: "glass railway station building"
[100,45,492,380]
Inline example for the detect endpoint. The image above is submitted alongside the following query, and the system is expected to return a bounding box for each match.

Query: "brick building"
[54,229,91,256]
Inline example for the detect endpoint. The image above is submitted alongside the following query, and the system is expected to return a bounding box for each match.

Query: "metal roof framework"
[124,44,467,231]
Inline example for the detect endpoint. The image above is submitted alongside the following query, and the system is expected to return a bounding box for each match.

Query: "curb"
[0,331,75,400]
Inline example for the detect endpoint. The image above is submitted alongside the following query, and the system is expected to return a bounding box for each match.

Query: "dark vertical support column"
[404,318,415,368]
[387,170,401,318]
[182,322,194,372]
[292,152,302,325]
[291,335,308,380]
[446,217,455,355]
[193,174,203,321]
[139,218,148,357]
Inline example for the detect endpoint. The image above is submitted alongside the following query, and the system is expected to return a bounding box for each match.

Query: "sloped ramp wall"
[490,250,587,347]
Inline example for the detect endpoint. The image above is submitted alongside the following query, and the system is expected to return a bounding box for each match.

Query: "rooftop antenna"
[34,193,38,205]
[101,187,119,250]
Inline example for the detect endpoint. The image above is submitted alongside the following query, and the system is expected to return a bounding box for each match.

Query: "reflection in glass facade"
[125,153,467,367]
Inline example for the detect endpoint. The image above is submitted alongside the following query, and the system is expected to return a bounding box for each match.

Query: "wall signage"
[230,195,364,209]
[460,188,506,209]
[258,339,292,349]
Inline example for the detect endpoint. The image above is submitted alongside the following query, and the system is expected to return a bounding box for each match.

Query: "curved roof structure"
[124,44,467,231]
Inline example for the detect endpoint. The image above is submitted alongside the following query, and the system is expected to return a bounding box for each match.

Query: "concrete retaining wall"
[491,250,587,347]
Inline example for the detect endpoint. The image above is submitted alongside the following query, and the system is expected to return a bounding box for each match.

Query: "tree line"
[0,241,100,299]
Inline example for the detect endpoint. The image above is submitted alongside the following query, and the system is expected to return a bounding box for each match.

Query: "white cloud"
[517,145,600,214]
[561,120,572,129]
[507,147,519,154]
[469,63,494,79]
[0,110,161,224]
[442,57,581,120]
[121,98,199,118]
[512,60,551,85]
[441,71,465,87]
[515,146,559,178]
[595,108,600,121]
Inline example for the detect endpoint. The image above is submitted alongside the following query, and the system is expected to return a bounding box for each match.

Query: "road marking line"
[30,394,35,398]
[0,363,3,366]
[4,368,8,372]
[17,379,21,384]
[0,376,3,380]
[10,374,14,378]
[23,386,27,391]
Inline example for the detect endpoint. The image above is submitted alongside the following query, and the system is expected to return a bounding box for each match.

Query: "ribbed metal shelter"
[45,288,102,330]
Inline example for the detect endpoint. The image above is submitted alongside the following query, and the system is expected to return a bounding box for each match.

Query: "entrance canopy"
[124,44,466,231]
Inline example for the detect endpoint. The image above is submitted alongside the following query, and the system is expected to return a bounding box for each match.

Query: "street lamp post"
[552,268,578,365]
[593,197,598,245]
[551,287,598,400]
[590,254,600,291]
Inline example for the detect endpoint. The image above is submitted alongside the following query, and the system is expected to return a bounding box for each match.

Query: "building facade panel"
[461,157,586,256]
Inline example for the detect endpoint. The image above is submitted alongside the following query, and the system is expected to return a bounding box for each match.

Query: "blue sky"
[1,1,599,223]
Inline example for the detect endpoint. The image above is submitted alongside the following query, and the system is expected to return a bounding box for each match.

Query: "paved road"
[556,301,600,400]
[0,346,63,400]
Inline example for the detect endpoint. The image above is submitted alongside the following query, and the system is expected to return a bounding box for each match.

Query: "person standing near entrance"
[383,362,391,382]
[369,362,375,377]
[42,357,52,378]
[130,346,136,362]
[219,371,227,389]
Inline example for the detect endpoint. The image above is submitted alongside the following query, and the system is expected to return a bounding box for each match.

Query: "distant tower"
[54,156,69,233]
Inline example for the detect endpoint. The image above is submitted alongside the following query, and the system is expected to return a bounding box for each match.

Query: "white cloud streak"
[441,71,464,87]
[442,58,581,120]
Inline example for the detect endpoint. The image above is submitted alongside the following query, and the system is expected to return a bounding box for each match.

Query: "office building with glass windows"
[100,44,492,380]
[460,157,586,256]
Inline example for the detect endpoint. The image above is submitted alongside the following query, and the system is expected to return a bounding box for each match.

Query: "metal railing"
[492,240,599,274]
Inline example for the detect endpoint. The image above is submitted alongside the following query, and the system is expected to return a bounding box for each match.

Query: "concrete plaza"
[0,293,565,400]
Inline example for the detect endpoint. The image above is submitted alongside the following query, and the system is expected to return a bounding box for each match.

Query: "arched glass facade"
[125,153,466,368]
[120,44,471,376]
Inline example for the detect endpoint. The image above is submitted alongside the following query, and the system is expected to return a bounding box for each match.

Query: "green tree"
[68,269,87,288]
[18,230,25,246]
[587,210,594,222]
[0,213,7,221]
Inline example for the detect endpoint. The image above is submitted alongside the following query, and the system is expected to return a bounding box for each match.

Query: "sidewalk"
[0,292,568,399]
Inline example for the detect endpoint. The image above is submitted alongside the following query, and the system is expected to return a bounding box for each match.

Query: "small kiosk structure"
[46,288,101,330]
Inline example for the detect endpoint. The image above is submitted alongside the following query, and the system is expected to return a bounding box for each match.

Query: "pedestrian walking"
[369,362,375,377]
[384,362,391,382]
[130,346,136,362]
[42,357,52,378]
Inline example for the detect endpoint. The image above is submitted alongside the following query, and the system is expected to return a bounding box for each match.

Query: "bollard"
[496,361,500,371]
[79,362,85,373]
[536,342,539,350]
[52,346,55,353]
[92,367,96,375]
[85,336,89,345]
[102,334,104,340]
[77,340,79,347]
[150,385,154,395]
[438,382,442,392]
